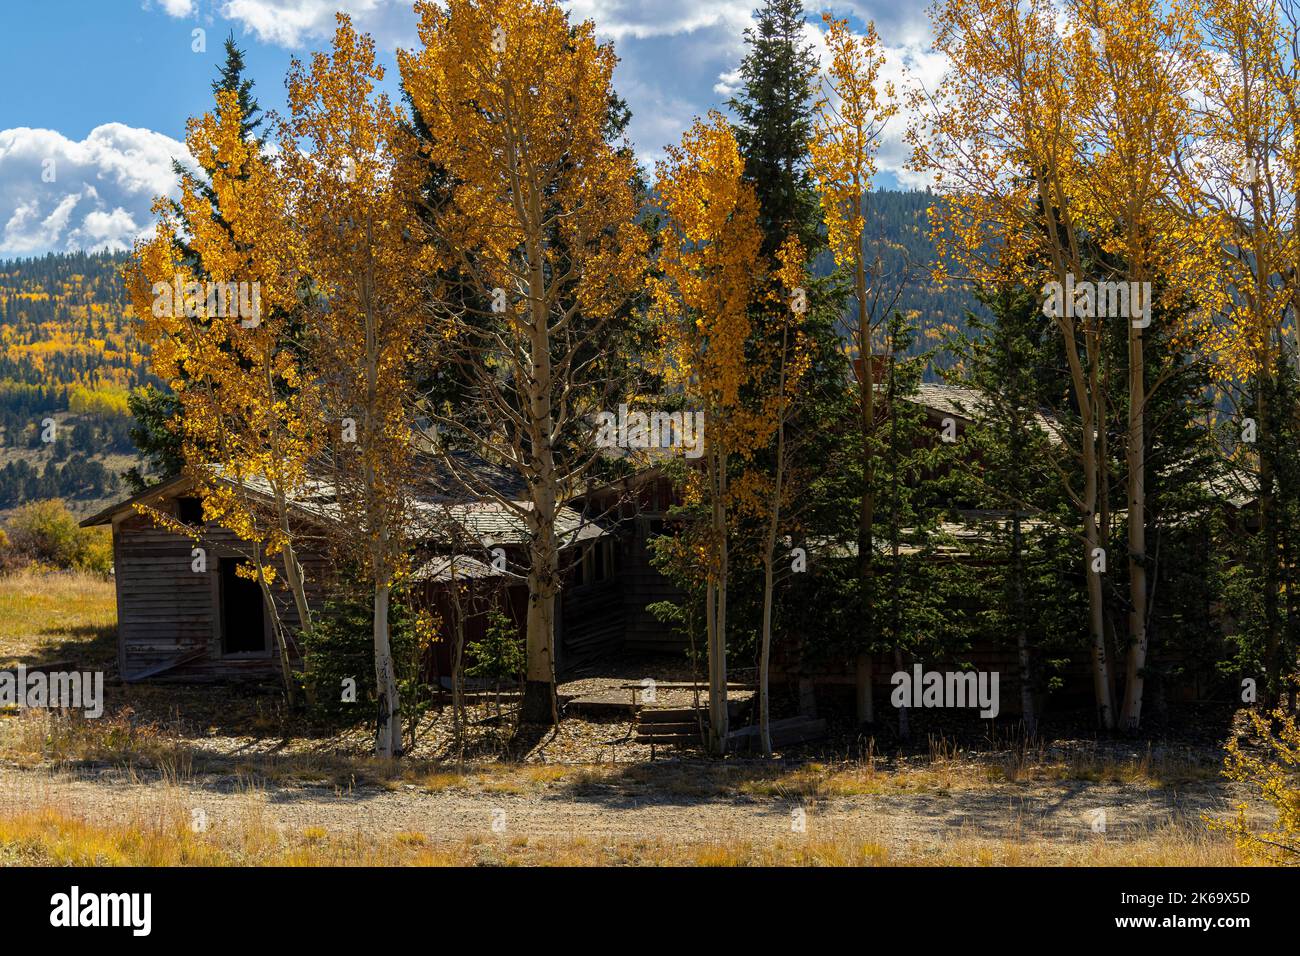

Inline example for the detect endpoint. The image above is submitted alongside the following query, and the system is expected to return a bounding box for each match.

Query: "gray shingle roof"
[904,383,1062,443]
[410,554,523,583]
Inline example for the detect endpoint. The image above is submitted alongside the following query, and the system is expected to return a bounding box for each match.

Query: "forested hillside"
[814,188,985,371]
[0,251,151,514]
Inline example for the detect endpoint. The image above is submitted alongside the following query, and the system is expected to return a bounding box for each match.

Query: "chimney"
[852,354,889,385]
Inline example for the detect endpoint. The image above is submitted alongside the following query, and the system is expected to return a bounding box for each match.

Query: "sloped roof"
[1204,469,1259,509]
[82,453,608,551]
[410,554,523,583]
[905,383,1062,443]
[409,499,607,549]
[802,514,1054,560]
[79,473,191,527]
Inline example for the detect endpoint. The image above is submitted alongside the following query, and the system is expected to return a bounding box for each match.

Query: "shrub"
[6,500,83,567]
[466,603,525,687]
[1208,704,1300,865]
[0,528,19,574]
[301,568,430,727]
[76,526,113,575]
[2,499,110,573]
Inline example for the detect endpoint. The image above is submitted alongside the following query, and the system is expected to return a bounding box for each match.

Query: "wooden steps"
[633,700,746,747]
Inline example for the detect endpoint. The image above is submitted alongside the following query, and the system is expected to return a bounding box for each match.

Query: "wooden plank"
[638,708,703,723]
[565,691,639,715]
[633,721,698,735]
[125,647,208,681]
[639,700,745,721]
[727,717,827,751]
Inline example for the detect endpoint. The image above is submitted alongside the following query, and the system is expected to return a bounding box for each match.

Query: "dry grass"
[0,709,195,774]
[614,744,1217,802]
[0,711,1254,867]
[0,573,1253,867]
[0,800,1246,867]
[0,569,116,667]
[0,706,1222,805]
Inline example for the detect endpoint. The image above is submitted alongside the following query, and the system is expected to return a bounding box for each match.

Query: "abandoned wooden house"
[80,452,619,683]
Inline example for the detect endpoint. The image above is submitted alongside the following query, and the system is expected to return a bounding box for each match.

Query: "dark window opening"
[574,540,613,588]
[595,539,613,582]
[177,496,204,526]
[220,560,267,655]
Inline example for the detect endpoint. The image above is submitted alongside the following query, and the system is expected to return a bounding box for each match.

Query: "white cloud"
[69,208,143,252]
[566,0,753,42]
[216,0,409,47]
[155,0,196,16]
[208,0,756,48]
[800,14,948,189]
[135,0,950,189]
[0,124,193,257]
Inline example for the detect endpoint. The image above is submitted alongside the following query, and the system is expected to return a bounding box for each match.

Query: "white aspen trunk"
[520,329,559,724]
[707,439,730,754]
[451,586,467,753]
[278,539,313,707]
[1058,307,1116,731]
[263,353,315,654]
[517,152,561,726]
[373,582,402,758]
[523,541,558,724]
[709,564,730,753]
[1084,512,1115,729]
[759,552,776,755]
[1122,317,1148,729]
[279,537,313,637]
[250,543,296,706]
[759,344,790,757]
[855,233,878,728]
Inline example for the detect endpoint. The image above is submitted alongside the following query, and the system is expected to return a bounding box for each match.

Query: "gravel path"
[0,764,1241,852]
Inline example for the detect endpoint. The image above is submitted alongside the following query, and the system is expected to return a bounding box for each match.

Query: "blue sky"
[0,0,937,258]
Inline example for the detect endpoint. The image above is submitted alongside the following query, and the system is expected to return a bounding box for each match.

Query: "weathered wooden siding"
[571,474,689,656]
[559,578,623,675]
[619,516,686,654]
[113,506,331,682]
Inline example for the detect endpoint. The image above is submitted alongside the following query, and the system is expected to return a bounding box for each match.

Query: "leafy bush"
[2,499,111,573]
[1209,704,1300,865]
[76,527,114,575]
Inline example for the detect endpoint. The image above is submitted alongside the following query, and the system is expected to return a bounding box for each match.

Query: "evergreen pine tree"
[727,0,821,257]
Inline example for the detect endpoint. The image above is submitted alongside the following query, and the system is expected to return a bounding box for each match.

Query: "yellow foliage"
[1208,706,1300,866]
[809,13,896,274]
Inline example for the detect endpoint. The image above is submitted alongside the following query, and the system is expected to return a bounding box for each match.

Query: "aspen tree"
[651,113,768,753]
[1184,0,1300,704]
[809,12,897,724]
[1063,0,1202,729]
[282,16,432,756]
[909,0,1118,726]
[400,0,646,724]
[129,90,316,704]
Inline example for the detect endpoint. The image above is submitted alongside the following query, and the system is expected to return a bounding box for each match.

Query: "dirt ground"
[0,749,1255,861]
